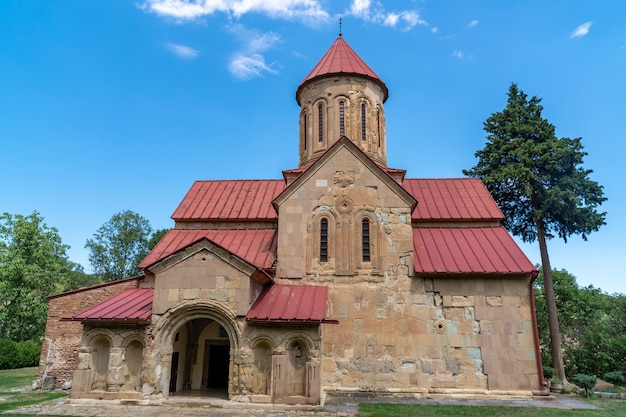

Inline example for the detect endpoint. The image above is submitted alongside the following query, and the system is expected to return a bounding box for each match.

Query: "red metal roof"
[139,229,277,269]
[298,36,388,103]
[172,180,285,221]
[413,227,536,275]
[72,288,153,323]
[247,284,337,324]
[403,178,504,222]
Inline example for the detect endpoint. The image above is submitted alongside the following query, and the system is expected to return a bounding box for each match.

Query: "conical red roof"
[297,35,388,102]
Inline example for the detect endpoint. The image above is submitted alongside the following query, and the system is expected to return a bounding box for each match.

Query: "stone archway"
[149,300,241,398]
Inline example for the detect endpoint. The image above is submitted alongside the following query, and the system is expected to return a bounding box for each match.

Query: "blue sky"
[2,1,625,294]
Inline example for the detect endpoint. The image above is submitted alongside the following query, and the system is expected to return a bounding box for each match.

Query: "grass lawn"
[358,398,626,417]
[0,366,69,416]
[0,367,40,391]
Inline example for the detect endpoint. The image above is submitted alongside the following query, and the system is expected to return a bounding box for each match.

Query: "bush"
[543,366,556,380]
[604,371,626,387]
[0,339,18,369]
[573,374,597,397]
[17,340,41,368]
[0,339,41,370]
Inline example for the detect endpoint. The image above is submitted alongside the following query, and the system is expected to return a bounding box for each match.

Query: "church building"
[39,35,544,405]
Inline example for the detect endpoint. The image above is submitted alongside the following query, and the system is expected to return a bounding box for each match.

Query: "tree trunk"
[535,217,567,383]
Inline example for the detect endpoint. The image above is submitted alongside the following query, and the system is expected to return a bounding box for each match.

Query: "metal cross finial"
[339,18,342,36]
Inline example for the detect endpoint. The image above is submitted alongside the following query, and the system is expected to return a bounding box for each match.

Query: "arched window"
[304,113,307,150]
[361,103,366,141]
[320,218,328,262]
[377,109,381,147]
[362,218,370,262]
[339,101,345,137]
[318,103,324,142]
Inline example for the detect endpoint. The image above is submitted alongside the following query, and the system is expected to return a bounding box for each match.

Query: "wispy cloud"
[452,50,473,61]
[139,0,329,24]
[348,0,427,31]
[469,19,479,27]
[571,21,592,38]
[165,42,200,58]
[227,25,281,80]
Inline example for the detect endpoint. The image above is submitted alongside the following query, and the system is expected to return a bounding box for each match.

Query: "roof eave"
[296,72,389,105]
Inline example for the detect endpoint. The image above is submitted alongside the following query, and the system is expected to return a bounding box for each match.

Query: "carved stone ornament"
[334,171,355,188]
[336,197,354,214]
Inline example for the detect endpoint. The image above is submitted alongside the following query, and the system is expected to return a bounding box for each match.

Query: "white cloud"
[229,53,278,79]
[227,25,281,80]
[571,21,592,38]
[431,26,438,34]
[452,50,463,59]
[469,19,479,27]
[165,42,200,58]
[350,0,371,17]
[347,0,427,31]
[140,0,329,23]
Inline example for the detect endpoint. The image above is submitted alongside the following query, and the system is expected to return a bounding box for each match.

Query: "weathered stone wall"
[38,278,141,389]
[433,277,539,391]
[320,275,540,399]
[151,243,262,317]
[276,144,413,280]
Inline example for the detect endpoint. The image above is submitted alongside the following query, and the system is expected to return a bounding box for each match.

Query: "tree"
[133,228,169,269]
[85,210,153,281]
[0,212,72,341]
[534,268,616,377]
[464,84,607,382]
[60,262,103,292]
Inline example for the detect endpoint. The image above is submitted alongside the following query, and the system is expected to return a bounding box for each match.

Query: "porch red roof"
[139,229,277,269]
[298,36,388,103]
[413,227,536,275]
[172,180,285,221]
[72,288,153,323]
[404,178,504,222]
[246,285,337,324]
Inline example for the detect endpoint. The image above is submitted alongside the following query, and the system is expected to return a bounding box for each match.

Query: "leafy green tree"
[534,268,618,377]
[133,228,169,269]
[85,210,152,281]
[0,212,71,341]
[464,84,607,382]
[60,262,103,292]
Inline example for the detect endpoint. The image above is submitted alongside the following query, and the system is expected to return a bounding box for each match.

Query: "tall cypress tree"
[464,83,607,382]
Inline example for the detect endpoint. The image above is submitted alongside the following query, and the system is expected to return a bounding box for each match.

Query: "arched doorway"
[151,300,240,399]
[169,318,231,396]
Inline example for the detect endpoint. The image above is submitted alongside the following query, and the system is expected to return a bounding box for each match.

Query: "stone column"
[107,347,124,392]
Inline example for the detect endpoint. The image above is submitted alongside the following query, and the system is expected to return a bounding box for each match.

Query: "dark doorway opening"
[208,344,230,389]
[169,352,179,393]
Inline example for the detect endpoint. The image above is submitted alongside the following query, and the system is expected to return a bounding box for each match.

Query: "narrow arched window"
[361,103,366,141]
[377,110,381,147]
[320,218,328,262]
[339,101,345,137]
[362,218,370,262]
[318,103,323,142]
[304,113,307,150]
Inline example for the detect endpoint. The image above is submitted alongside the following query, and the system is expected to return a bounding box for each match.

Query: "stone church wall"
[321,274,540,401]
[38,277,141,389]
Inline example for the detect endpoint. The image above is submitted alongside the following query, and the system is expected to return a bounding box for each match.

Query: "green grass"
[0,366,69,416]
[0,366,40,391]
[358,398,626,417]
[0,391,67,413]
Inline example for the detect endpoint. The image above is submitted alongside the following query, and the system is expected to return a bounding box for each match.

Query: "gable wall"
[276,146,413,279]
[152,249,259,317]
